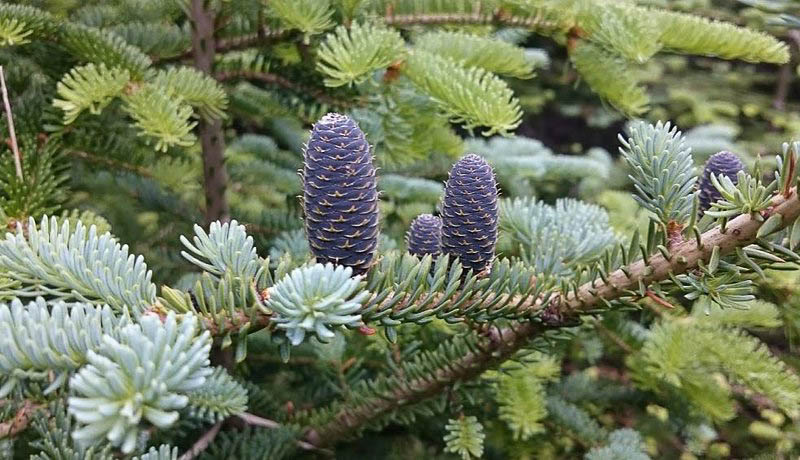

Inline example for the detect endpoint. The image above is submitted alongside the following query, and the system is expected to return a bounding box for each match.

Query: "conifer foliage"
[1,1,800,459]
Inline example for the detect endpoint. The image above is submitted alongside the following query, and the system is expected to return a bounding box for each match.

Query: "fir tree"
[0,1,799,459]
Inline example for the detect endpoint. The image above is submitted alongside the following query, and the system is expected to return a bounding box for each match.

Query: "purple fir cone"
[302,113,379,275]
[441,154,499,273]
[406,214,442,259]
[698,151,745,213]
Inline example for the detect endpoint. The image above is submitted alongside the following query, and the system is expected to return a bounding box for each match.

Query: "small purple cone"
[698,151,745,213]
[302,113,379,275]
[441,154,499,273]
[406,214,442,259]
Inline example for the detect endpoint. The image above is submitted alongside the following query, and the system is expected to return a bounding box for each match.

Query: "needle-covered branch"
[302,186,800,447]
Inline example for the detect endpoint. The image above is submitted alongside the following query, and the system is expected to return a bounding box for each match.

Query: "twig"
[644,290,676,310]
[0,66,23,180]
[67,150,153,177]
[178,421,223,460]
[0,400,41,439]
[214,70,358,109]
[236,412,331,454]
[591,319,635,354]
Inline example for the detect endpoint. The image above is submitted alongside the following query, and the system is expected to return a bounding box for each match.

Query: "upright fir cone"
[302,113,379,275]
[698,151,745,213]
[406,214,442,259]
[441,154,498,274]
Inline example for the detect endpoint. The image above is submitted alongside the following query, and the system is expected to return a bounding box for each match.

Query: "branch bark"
[303,188,800,447]
[189,0,230,225]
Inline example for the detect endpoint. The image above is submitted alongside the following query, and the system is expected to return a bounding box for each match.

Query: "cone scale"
[441,154,499,273]
[302,113,379,275]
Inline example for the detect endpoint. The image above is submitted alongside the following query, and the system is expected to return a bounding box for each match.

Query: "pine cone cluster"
[698,151,745,213]
[440,154,499,273]
[406,214,442,259]
[302,113,499,277]
[302,113,379,275]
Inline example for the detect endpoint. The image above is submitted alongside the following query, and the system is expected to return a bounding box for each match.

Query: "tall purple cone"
[441,154,499,273]
[302,113,379,275]
[406,214,442,259]
[698,151,745,213]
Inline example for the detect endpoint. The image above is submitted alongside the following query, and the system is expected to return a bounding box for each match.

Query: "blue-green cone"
[441,154,498,273]
[302,113,379,275]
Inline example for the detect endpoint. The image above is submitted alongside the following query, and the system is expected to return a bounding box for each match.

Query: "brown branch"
[383,12,562,32]
[0,400,42,439]
[0,66,23,180]
[160,27,289,63]
[179,421,223,460]
[303,187,800,447]
[67,150,153,177]
[214,70,355,109]
[164,11,562,63]
[591,319,635,354]
[189,0,230,225]
[237,412,332,455]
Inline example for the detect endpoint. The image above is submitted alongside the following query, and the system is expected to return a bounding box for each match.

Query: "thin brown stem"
[0,66,23,180]
[179,421,222,460]
[237,412,331,454]
[592,319,635,354]
[189,0,230,225]
[67,150,153,177]
[0,400,42,439]
[214,70,356,109]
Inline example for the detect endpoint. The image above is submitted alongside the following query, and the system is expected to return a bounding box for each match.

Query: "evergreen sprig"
[443,415,485,460]
[0,216,156,312]
[184,367,248,423]
[265,263,369,346]
[268,0,334,39]
[414,30,536,78]
[180,220,267,281]
[403,50,523,135]
[121,83,197,152]
[316,21,406,87]
[630,319,800,421]
[500,197,617,277]
[68,312,213,453]
[654,9,790,63]
[53,63,131,124]
[619,121,697,227]
[0,298,129,397]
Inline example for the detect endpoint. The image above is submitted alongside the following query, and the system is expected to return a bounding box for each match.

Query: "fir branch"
[653,8,790,64]
[403,50,523,135]
[178,422,221,460]
[302,186,800,447]
[316,21,406,87]
[0,216,156,312]
[214,70,353,109]
[66,149,153,177]
[414,30,537,78]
